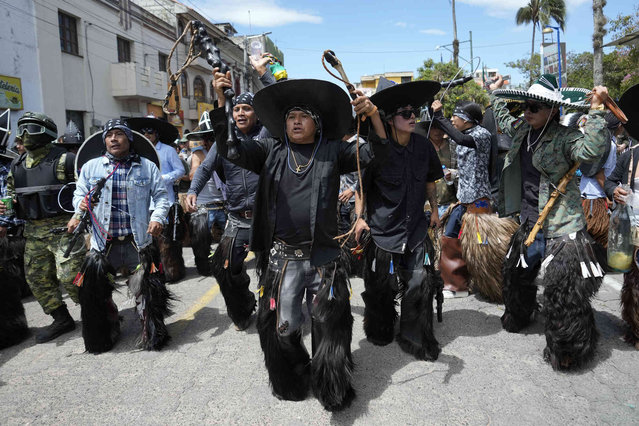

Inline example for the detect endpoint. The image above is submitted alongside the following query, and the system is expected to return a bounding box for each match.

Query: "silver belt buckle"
[117,235,126,241]
[270,247,277,256]
[294,249,303,258]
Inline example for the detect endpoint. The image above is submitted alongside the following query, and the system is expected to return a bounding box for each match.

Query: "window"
[117,37,131,63]
[158,52,168,72]
[193,76,205,102]
[59,11,79,55]
[401,76,412,84]
[181,72,189,97]
[210,80,216,101]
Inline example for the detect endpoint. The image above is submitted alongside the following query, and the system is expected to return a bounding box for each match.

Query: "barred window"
[58,11,78,55]
[193,76,205,102]
[181,72,189,97]
[117,37,131,63]
[158,52,168,72]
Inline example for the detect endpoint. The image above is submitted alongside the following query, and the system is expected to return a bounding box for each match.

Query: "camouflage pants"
[24,232,85,314]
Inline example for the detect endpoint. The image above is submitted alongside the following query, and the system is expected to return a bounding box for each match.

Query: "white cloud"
[458,0,590,19]
[395,22,408,28]
[194,0,322,27]
[420,28,446,36]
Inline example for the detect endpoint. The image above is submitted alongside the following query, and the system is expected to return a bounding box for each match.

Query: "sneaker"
[443,289,469,299]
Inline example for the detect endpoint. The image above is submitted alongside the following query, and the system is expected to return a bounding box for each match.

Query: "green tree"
[565,51,628,99]
[505,54,541,87]
[417,59,489,117]
[607,5,639,93]
[515,0,566,85]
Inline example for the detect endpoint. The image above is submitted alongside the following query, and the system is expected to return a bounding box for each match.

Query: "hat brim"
[370,80,441,115]
[413,120,439,139]
[619,83,639,140]
[253,79,352,140]
[127,117,179,147]
[186,128,215,140]
[492,87,591,110]
[0,147,17,161]
[75,130,160,172]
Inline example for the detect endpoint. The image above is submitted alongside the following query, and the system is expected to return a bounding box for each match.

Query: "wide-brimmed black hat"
[75,130,160,172]
[370,77,441,116]
[127,116,179,147]
[619,83,639,140]
[253,79,352,140]
[186,110,215,140]
[53,120,84,147]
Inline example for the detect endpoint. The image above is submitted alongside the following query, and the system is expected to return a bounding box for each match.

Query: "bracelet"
[366,105,378,117]
[590,104,605,111]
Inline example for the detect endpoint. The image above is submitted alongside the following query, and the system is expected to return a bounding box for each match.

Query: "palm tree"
[451,0,459,67]
[592,0,607,86]
[516,0,567,84]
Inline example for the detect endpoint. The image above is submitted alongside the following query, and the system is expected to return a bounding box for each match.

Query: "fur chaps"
[582,198,609,248]
[188,210,213,276]
[256,261,310,401]
[621,262,639,348]
[542,239,602,371]
[311,262,355,411]
[460,213,519,302]
[128,245,175,350]
[501,223,541,332]
[78,250,120,353]
[156,203,188,283]
[395,252,442,361]
[210,235,256,327]
[0,237,29,349]
[361,244,399,346]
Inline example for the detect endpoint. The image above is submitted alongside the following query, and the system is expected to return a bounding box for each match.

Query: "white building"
[1,0,269,142]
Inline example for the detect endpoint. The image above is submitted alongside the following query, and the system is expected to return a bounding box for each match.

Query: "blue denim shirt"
[73,155,169,252]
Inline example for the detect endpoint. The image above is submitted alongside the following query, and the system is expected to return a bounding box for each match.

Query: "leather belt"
[270,240,311,260]
[234,210,252,219]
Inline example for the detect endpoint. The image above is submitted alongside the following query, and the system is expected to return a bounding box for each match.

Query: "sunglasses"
[393,108,418,120]
[17,123,57,138]
[141,128,156,135]
[523,102,548,113]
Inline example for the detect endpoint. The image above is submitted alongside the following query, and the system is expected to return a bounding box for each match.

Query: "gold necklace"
[290,145,313,173]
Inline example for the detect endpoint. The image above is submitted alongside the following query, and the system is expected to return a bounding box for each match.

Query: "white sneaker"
[443,290,469,299]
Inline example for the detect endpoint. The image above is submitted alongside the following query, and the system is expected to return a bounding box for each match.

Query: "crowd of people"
[1,56,638,411]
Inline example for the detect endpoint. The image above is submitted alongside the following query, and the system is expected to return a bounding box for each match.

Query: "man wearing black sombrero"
[212,67,385,410]
[352,77,444,361]
[491,74,610,370]
[604,83,639,350]
[68,119,173,353]
[128,115,187,282]
[53,120,84,154]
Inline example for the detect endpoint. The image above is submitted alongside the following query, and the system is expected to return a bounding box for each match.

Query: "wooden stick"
[524,162,580,246]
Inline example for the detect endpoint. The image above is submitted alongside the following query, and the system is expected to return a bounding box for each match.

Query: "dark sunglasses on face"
[523,102,548,113]
[394,108,418,119]
[141,128,156,135]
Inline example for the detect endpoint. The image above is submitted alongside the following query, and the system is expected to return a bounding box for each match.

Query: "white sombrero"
[493,74,590,110]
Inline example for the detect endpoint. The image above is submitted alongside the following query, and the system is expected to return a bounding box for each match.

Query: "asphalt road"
[1,249,638,425]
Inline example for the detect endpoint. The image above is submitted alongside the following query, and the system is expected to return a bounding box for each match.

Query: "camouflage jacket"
[491,95,608,238]
[6,144,71,238]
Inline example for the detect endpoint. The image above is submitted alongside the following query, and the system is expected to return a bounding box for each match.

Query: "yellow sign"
[0,75,23,110]
[197,102,214,122]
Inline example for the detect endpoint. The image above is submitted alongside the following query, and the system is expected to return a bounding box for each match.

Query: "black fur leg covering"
[542,242,601,370]
[340,233,364,278]
[501,223,540,332]
[79,250,120,353]
[129,245,176,351]
[210,236,256,327]
[157,203,187,283]
[395,267,442,361]
[256,264,310,401]
[7,231,30,298]
[0,237,29,349]
[361,245,398,345]
[311,262,355,411]
[621,264,639,347]
[189,210,213,276]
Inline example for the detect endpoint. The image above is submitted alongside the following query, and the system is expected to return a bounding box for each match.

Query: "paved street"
[1,248,638,425]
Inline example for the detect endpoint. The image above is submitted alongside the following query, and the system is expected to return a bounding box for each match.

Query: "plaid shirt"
[108,159,132,237]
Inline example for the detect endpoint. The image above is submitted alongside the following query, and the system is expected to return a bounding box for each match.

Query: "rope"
[163,21,200,115]
[321,51,364,247]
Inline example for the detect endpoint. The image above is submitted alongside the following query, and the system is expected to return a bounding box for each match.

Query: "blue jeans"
[208,209,227,231]
[444,204,467,238]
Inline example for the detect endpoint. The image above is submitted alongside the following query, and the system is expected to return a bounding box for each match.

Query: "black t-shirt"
[520,128,543,225]
[365,133,443,253]
[274,142,316,245]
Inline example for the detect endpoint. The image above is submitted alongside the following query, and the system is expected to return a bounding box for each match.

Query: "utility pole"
[469,31,473,74]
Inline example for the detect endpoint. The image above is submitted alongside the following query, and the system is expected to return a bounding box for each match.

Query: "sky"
[189,0,636,87]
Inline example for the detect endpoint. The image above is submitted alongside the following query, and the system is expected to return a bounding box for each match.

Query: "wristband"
[366,105,378,117]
